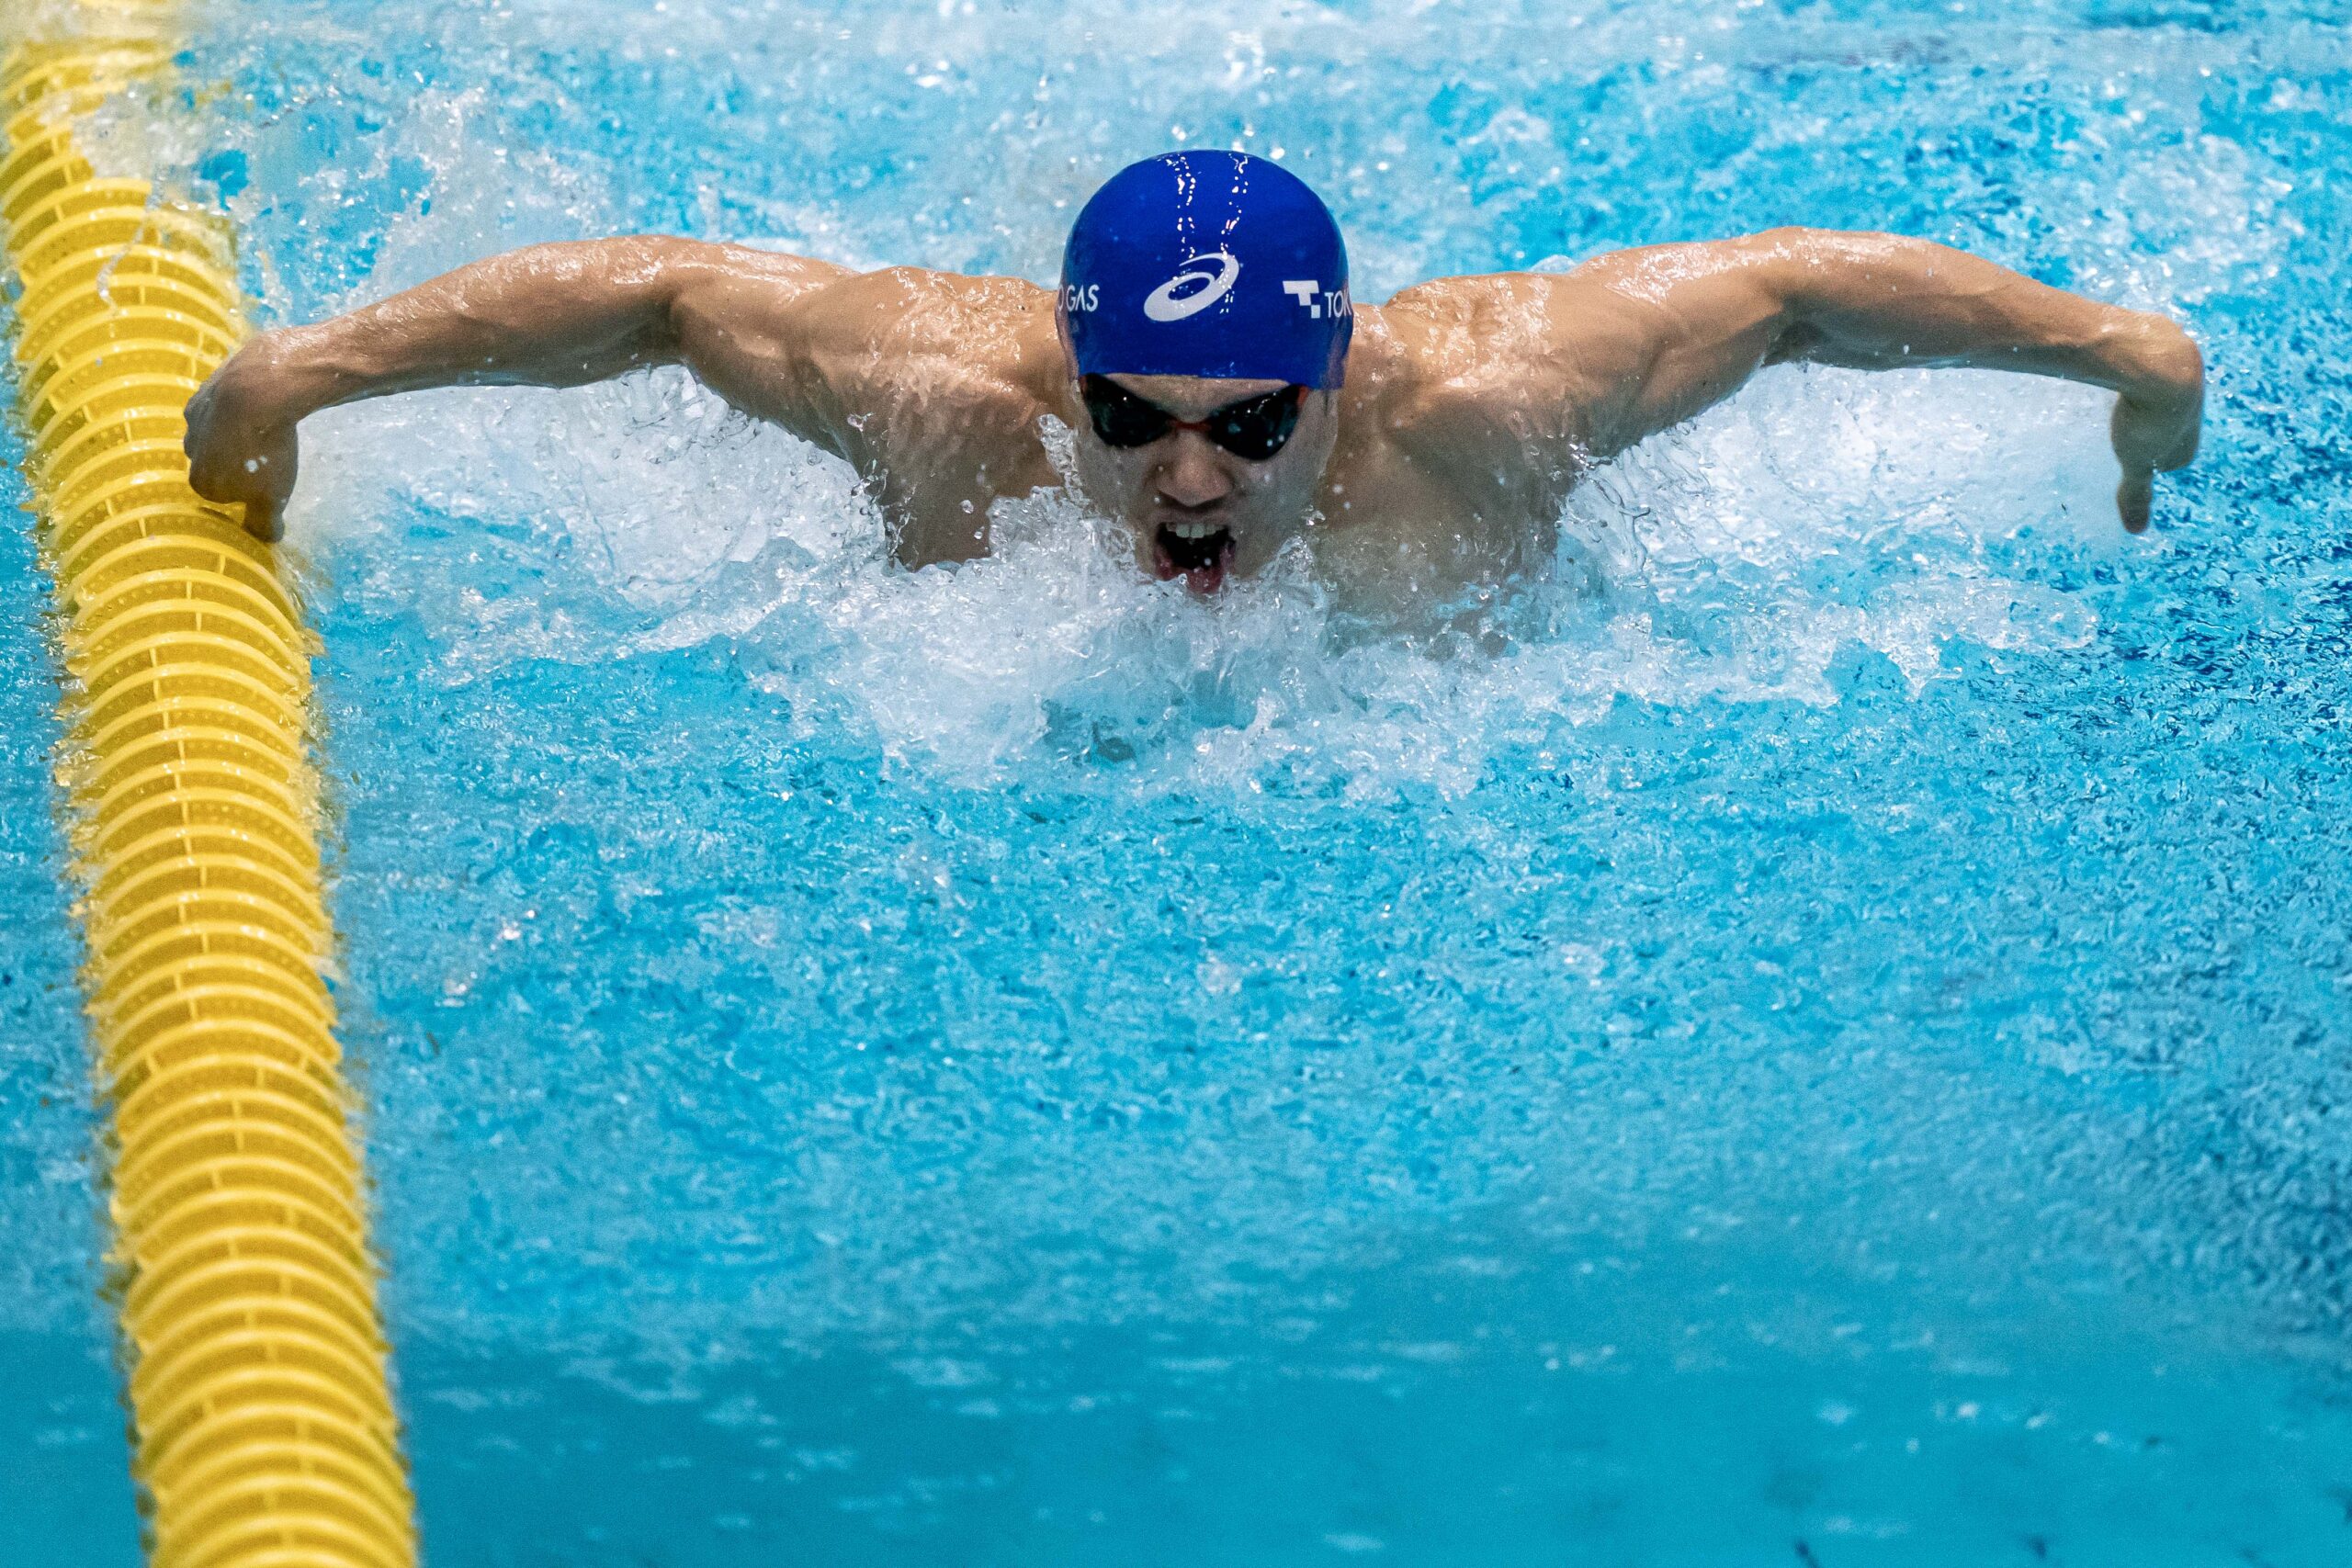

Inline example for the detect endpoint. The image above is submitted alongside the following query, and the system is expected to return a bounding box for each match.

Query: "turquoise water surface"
[5,1,2351,1562]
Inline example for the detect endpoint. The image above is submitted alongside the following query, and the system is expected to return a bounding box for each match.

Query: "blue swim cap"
[1060,151,1352,389]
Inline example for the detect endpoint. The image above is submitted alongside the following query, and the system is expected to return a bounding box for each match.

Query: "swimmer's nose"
[1154,435,1235,510]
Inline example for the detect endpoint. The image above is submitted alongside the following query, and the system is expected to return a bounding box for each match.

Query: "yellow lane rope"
[2,4,417,1564]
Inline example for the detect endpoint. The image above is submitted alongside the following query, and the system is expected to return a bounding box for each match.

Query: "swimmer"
[186,150,2204,599]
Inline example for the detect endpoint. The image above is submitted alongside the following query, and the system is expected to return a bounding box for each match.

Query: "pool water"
[6,0,2352,1562]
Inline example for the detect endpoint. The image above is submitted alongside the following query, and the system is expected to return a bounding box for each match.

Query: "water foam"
[289,344,2117,802]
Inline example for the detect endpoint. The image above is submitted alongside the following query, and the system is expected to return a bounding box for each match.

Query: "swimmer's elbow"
[600,235,734,355]
[1761,319,1828,367]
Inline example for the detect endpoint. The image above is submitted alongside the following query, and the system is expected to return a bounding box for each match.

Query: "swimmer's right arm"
[185,236,853,538]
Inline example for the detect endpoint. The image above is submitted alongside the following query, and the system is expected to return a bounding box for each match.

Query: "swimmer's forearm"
[1770,231,2199,398]
[1768,230,2204,528]
[240,237,832,418]
[261,244,676,410]
[186,236,848,536]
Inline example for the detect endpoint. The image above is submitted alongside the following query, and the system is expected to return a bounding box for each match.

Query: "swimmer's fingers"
[188,423,297,542]
[2108,388,2200,535]
[241,427,296,542]
[185,360,300,541]
[2116,467,2154,535]
[2110,389,2203,474]
[236,488,286,544]
[2105,325,2204,535]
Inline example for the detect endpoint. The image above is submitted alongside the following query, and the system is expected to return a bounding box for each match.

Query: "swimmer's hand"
[186,331,304,542]
[2108,320,2205,534]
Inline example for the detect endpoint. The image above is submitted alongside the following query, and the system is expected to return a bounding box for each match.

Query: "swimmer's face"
[1059,369,1340,594]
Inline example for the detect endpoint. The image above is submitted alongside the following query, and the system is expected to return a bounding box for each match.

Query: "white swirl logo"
[1141,251,1241,321]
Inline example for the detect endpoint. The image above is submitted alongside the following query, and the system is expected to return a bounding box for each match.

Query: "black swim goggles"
[1079,375,1307,461]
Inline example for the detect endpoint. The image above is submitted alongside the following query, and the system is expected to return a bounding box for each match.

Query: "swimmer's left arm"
[1528,229,2205,530]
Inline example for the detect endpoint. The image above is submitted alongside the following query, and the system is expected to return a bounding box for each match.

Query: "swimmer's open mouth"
[1154,522,1235,593]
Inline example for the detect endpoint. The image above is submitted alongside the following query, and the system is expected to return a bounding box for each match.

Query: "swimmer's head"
[1056,151,1352,592]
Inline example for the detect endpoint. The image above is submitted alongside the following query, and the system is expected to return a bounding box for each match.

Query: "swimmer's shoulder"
[793,269,1064,558]
[784,266,1060,413]
[1346,277,1610,471]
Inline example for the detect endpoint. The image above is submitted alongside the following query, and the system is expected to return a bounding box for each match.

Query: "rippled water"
[6,1,2351,1562]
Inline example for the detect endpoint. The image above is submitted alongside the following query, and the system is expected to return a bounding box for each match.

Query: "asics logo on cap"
[1142,251,1241,321]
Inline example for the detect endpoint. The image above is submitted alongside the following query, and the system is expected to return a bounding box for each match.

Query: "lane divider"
[1,6,418,1565]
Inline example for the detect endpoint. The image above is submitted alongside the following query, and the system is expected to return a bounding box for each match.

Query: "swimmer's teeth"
[1165,520,1223,539]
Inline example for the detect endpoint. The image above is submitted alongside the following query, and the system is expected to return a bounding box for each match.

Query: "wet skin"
[186,230,2205,604]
